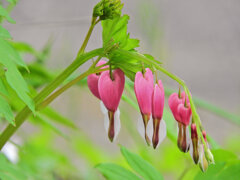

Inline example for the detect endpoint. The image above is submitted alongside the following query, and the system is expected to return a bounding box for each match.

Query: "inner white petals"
[156,119,167,148]
[100,102,121,141]
[146,117,153,142]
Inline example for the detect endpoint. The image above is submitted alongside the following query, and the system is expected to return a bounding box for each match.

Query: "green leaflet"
[0,25,11,39]
[0,38,35,114]
[0,95,14,124]
[120,146,164,180]
[0,5,15,23]
[96,163,141,180]
[102,15,139,51]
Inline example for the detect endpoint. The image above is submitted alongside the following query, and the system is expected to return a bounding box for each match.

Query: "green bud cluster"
[93,0,123,20]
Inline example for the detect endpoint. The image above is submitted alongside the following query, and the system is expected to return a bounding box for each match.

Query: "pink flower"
[87,60,108,99]
[98,68,125,141]
[134,68,154,145]
[168,92,189,122]
[191,123,199,164]
[152,80,165,148]
[178,103,192,126]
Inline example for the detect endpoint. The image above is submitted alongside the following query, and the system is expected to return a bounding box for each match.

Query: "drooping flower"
[134,68,154,145]
[87,60,108,99]
[152,80,166,148]
[169,91,191,152]
[98,68,125,142]
[168,92,189,123]
[178,102,192,126]
[191,123,199,164]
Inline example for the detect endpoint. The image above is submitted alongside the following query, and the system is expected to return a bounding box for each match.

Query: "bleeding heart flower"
[191,123,199,164]
[134,68,154,145]
[168,92,189,123]
[152,80,166,148]
[98,68,125,142]
[178,102,192,126]
[87,60,108,99]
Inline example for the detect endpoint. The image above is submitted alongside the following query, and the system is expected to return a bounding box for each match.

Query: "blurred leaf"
[73,134,110,166]
[40,107,77,130]
[212,149,238,163]
[102,15,139,51]
[120,146,163,180]
[0,25,11,39]
[30,113,69,139]
[0,153,28,180]
[0,38,35,114]
[0,5,15,23]
[9,41,41,58]
[96,163,141,180]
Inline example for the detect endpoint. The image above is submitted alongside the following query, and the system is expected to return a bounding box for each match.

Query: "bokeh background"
[2,0,240,179]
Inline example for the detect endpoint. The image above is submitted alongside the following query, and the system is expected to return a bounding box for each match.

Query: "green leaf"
[0,38,35,113]
[0,5,15,23]
[0,25,11,39]
[120,146,163,180]
[0,39,28,70]
[6,0,18,5]
[102,15,139,51]
[212,149,238,163]
[8,41,41,58]
[0,95,14,124]
[96,163,141,180]
[217,161,240,179]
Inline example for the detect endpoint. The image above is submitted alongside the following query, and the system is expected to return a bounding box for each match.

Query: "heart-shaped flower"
[134,68,154,145]
[98,68,125,141]
[152,80,165,148]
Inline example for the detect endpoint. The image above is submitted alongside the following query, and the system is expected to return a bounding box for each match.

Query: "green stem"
[154,65,208,150]
[77,17,98,56]
[38,67,109,111]
[0,48,103,150]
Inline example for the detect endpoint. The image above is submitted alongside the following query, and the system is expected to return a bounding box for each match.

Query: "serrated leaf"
[0,38,35,113]
[0,25,11,39]
[0,5,15,23]
[96,163,141,180]
[120,146,163,180]
[102,15,139,51]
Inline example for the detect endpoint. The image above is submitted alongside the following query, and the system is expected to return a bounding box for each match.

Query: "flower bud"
[199,144,208,172]
[177,123,190,153]
[134,68,154,145]
[205,148,215,165]
[168,92,189,123]
[178,102,191,126]
[93,0,123,20]
[152,80,165,149]
[98,68,125,141]
[191,123,199,164]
